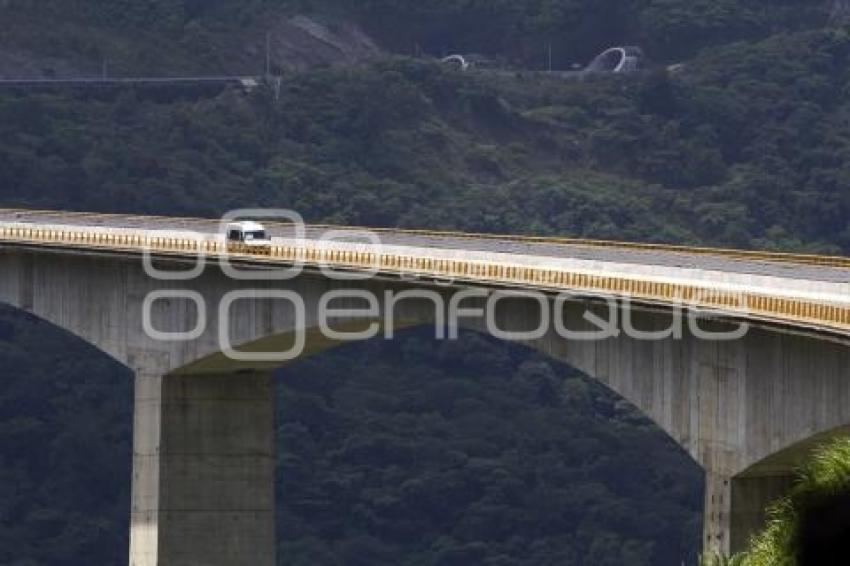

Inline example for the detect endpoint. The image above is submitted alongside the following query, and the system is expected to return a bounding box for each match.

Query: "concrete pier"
[129,369,275,566]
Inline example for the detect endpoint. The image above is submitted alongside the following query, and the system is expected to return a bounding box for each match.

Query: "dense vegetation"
[276,330,700,565]
[1,1,849,565]
[5,25,850,251]
[0,309,132,565]
[0,0,833,70]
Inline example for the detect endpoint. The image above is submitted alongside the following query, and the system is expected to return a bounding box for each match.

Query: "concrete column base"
[129,370,276,566]
[704,472,732,556]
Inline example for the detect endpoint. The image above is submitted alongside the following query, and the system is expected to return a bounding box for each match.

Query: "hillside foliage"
[4,28,850,251]
[0,0,834,72]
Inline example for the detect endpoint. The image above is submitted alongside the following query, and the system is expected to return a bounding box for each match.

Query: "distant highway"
[441,46,645,77]
[0,45,644,91]
[0,76,262,88]
[0,44,644,91]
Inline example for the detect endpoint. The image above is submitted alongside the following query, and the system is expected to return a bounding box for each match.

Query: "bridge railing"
[295,222,850,270]
[1,221,849,336]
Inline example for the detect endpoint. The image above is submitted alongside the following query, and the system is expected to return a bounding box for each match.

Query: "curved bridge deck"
[1,208,848,337]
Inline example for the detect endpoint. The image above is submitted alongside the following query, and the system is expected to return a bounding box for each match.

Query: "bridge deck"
[1,208,848,284]
[0,207,849,335]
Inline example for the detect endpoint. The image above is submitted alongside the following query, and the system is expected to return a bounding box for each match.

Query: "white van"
[225,221,270,246]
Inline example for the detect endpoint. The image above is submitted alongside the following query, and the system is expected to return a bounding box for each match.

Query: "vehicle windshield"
[243,230,267,241]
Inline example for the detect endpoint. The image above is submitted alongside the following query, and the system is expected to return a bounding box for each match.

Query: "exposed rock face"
[831,0,850,24]
[268,16,381,72]
[0,14,381,78]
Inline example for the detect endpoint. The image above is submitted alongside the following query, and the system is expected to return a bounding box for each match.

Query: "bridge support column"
[129,368,276,566]
[704,472,733,557]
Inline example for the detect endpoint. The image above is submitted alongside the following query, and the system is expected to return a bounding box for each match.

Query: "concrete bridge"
[0,208,848,564]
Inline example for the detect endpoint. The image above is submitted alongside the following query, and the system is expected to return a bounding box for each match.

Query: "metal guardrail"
[0,220,849,335]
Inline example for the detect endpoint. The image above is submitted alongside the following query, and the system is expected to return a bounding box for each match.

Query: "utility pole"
[547,42,553,72]
[273,76,282,101]
[265,32,271,77]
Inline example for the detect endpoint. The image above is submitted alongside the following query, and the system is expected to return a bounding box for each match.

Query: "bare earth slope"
[0,14,381,78]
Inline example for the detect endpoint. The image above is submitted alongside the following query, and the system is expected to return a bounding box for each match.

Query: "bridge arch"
[157,272,850,559]
[165,302,711,563]
[168,275,850,471]
[0,252,141,366]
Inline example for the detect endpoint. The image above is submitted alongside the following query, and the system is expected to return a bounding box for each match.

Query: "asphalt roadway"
[1,209,848,284]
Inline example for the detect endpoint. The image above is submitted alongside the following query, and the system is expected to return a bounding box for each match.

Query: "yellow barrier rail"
[2,207,850,269]
[0,221,849,335]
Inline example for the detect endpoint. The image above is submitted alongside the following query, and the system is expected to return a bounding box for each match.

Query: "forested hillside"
[0,1,835,74]
[0,1,848,565]
[4,26,850,251]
